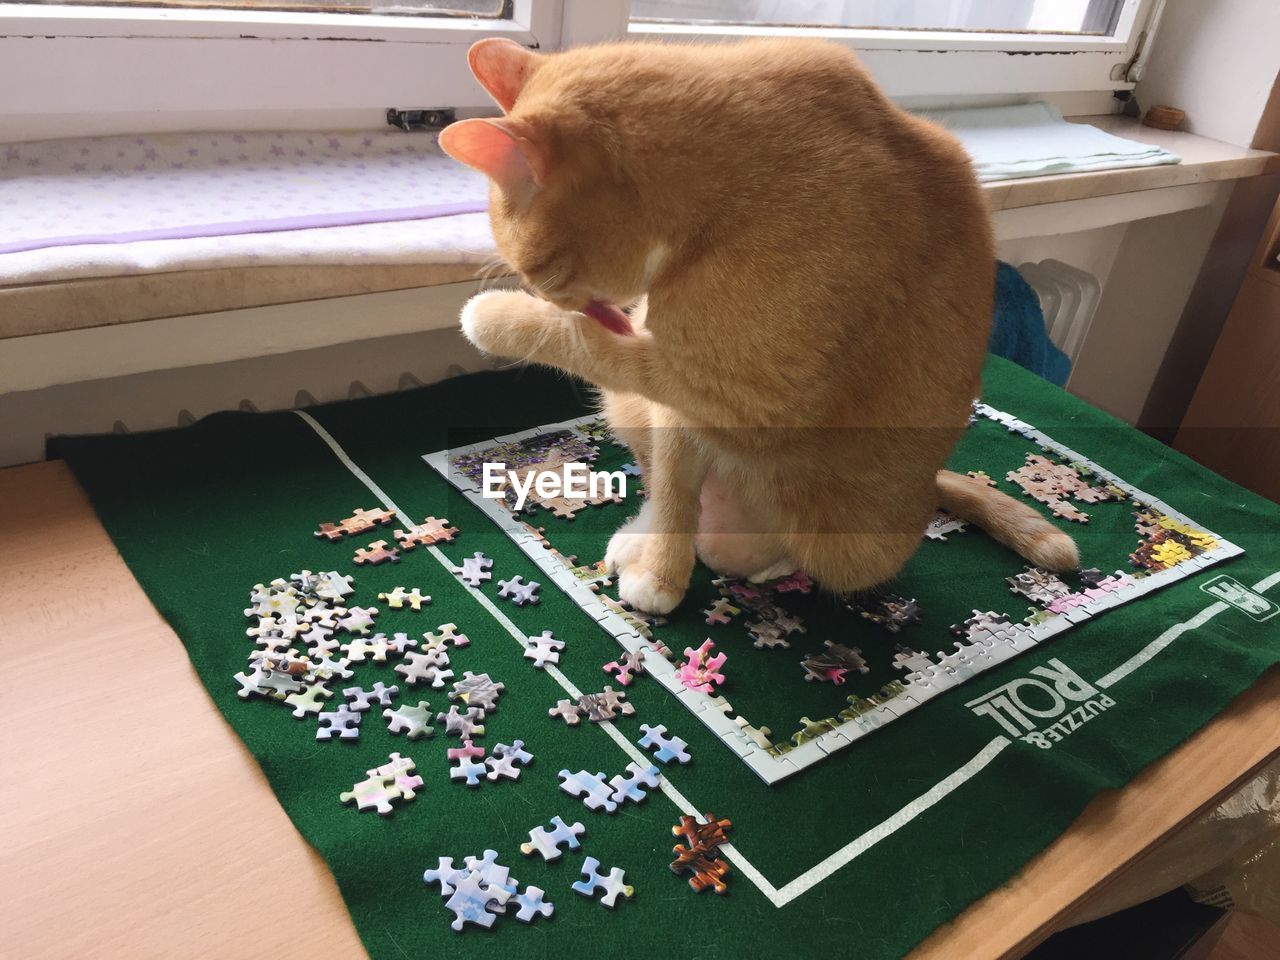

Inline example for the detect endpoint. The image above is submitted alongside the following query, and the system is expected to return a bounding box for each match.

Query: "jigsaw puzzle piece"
[511,886,554,923]
[608,762,661,807]
[638,724,691,765]
[448,739,487,787]
[384,700,435,740]
[558,769,618,813]
[571,857,634,908]
[520,816,586,861]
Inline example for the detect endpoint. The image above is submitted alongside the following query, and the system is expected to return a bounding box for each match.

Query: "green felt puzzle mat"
[425,400,1245,784]
[54,355,1280,960]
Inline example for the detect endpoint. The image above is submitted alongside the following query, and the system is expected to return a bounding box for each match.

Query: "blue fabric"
[989,260,1071,386]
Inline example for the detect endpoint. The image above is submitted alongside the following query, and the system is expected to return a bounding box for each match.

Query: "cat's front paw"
[459,289,557,358]
[618,565,686,615]
[603,507,651,575]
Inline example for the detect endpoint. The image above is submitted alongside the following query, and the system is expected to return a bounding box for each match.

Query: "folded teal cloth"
[918,102,1181,181]
[989,261,1071,386]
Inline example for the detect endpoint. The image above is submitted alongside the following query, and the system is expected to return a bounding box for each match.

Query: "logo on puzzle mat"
[965,658,1114,749]
[1199,575,1278,622]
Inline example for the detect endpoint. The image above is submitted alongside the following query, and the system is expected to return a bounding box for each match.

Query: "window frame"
[0,0,1158,140]
[0,0,554,43]
[629,0,1157,97]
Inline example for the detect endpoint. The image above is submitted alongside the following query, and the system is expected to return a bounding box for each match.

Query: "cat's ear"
[468,38,541,113]
[438,117,548,196]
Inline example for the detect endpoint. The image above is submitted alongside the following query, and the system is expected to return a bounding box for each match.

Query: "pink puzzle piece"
[677,640,727,694]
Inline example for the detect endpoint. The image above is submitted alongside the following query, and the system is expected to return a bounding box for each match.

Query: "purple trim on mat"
[0,200,489,255]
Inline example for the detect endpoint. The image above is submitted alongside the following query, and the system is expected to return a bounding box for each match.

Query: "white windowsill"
[2,115,1276,395]
[987,116,1280,212]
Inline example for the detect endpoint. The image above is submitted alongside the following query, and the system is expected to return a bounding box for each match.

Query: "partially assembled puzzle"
[425,403,1243,784]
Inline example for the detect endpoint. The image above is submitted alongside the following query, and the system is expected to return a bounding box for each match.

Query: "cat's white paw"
[603,508,651,574]
[458,289,550,357]
[618,566,685,615]
[747,559,799,584]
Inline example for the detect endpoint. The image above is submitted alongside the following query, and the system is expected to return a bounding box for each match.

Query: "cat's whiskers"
[473,255,513,292]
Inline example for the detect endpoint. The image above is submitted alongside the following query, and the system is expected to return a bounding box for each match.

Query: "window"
[0,0,1159,142]
[13,0,507,12]
[632,1,1124,36]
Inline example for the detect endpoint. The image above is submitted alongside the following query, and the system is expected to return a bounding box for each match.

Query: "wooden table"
[3,460,1277,959]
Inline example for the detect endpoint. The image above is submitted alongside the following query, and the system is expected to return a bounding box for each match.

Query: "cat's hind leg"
[694,471,796,582]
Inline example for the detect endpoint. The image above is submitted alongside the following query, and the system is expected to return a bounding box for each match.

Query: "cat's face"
[440,39,659,314]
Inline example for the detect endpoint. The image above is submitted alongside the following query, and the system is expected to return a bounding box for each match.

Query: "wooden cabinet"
[1175,196,1280,502]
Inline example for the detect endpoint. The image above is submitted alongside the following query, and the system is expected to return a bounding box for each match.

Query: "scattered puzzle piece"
[677,639,727,694]
[283,681,332,717]
[421,622,470,652]
[549,699,583,725]
[608,762,661,807]
[924,510,968,541]
[603,650,645,686]
[1006,453,1123,523]
[344,682,399,710]
[395,649,454,689]
[671,812,733,893]
[316,705,362,741]
[335,606,379,636]
[463,850,519,903]
[577,686,634,722]
[673,812,733,854]
[558,769,617,813]
[497,575,541,606]
[638,724,691,765]
[344,634,392,664]
[521,816,586,861]
[353,540,400,566]
[845,592,922,633]
[450,672,506,711]
[339,752,422,815]
[448,739,487,787]
[394,516,459,551]
[307,652,353,682]
[443,871,508,932]
[314,507,394,542]
[572,857,634,908]
[485,740,534,781]
[384,700,435,740]
[702,597,741,625]
[800,641,870,684]
[423,857,468,896]
[772,571,813,593]
[436,704,487,739]
[453,551,494,587]
[385,632,417,655]
[377,586,431,611]
[511,886,554,923]
[524,630,565,668]
[671,847,731,894]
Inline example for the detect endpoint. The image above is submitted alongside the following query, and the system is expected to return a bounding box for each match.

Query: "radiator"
[1016,259,1102,366]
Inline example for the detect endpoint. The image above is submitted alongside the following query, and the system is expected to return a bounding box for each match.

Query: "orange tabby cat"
[440,37,1077,614]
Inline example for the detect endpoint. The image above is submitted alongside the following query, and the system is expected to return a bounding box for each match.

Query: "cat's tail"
[935,469,1079,571]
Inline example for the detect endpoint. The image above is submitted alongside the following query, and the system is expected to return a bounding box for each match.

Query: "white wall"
[1136,0,1280,147]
